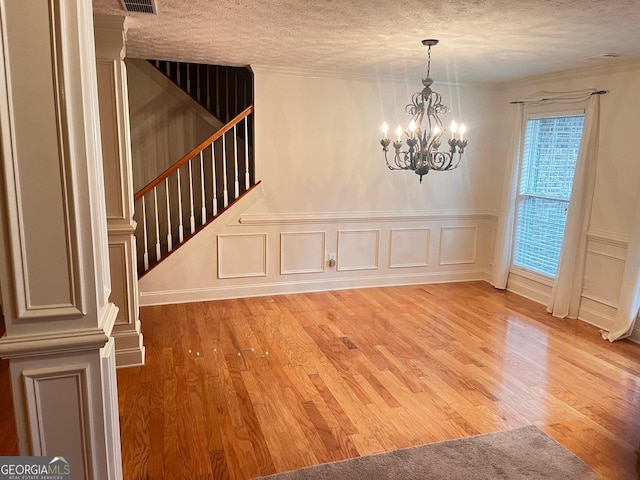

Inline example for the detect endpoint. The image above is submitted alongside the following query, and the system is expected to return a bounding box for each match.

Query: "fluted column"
[94,14,145,368]
[0,1,122,478]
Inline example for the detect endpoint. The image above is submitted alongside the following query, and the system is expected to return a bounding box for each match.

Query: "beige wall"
[250,69,503,215]
[138,69,503,304]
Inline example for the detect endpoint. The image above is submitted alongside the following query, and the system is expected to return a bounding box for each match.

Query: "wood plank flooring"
[1,281,640,478]
[117,282,640,479]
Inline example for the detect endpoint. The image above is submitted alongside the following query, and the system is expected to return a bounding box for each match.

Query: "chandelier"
[380,39,467,183]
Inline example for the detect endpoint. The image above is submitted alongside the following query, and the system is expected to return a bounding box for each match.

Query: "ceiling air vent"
[120,0,157,14]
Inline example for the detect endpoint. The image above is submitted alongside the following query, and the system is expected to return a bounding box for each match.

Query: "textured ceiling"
[93,0,640,84]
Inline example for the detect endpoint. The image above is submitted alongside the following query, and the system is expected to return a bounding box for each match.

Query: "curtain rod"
[510,90,608,105]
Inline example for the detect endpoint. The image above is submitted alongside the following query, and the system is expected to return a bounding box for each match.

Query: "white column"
[94,15,145,368]
[0,1,122,479]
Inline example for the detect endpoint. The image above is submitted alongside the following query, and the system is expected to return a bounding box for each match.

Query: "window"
[513,112,585,278]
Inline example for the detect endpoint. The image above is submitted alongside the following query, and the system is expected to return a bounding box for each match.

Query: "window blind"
[513,114,585,278]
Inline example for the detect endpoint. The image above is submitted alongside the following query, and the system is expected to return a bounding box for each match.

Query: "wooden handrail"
[134,105,254,201]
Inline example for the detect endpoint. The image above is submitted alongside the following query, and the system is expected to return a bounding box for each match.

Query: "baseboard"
[115,346,145,368]
[577,305,614,331]
[506,278,550,306]
[112,328,145,368]
[139,269,491,306]
[628,328,640,344]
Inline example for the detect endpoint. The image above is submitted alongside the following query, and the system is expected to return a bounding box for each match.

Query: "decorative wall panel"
[439,226,478,265]
[280,231,325,274]
[337,230,379,271]
[218,233,267,278]
[389,228,430,268]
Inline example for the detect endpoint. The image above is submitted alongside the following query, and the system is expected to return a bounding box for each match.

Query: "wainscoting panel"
[583,250,626,309]
[389,228,430,268]
[439,226,478,266]
[22,364,92,474]
[217,233,267,279]
[108,242,130,326]
[139,210,498,305]
[96,59,125,220]
[281,231,325,274]
[337,230,379,272]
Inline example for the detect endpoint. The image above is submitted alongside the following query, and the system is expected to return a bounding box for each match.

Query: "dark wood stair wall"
[149,60,253,124]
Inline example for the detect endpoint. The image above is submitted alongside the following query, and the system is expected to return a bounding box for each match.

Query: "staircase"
[134,60,257,276]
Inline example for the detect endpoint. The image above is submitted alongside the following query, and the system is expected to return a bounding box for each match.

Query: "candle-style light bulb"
[459,123,466,142]
[433,125,440,136]
[450,121,458,139]
[381,122,388,140]
[396,126,403,142]
[409,120,416,138]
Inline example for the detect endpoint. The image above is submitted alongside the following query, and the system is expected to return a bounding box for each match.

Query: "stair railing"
[134,105,254,274]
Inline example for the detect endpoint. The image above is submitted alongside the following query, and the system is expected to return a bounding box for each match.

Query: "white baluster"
[188,159,196,234]
[165,177,172,252]
[222,133,229,207]
[211,142,218,216]
[154,186,161,261]
[200,151,206,225]
[142,196,149,271]
[233,124,239,199]
[244,116,250,189]
[177,168,184,243]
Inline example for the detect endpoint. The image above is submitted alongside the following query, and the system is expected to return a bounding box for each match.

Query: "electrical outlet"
[327,253,336,269]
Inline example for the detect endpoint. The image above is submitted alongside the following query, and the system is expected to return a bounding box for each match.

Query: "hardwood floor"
[117,281,640,479]
[1,281,640,478]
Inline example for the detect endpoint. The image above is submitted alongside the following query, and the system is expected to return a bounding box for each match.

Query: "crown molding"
[498,57,640,91]
[250,64,498,89]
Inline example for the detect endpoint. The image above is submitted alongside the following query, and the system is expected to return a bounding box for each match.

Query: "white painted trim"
[506,278,550,306]
[0,328,109,359]
[509,266,554,287]
[500,57,640,90]
[139,270,491,306]
[628,328,640,344]
[111,325,144,368]
[114,347,145,368]
[581,293,619,310]
[578,305,614,332]
[586,228,629,249]
[251,64,500,88]
[100,338,123,479]
[239,210,498,226]
[585,248,627,263]
[106,218,136,235]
